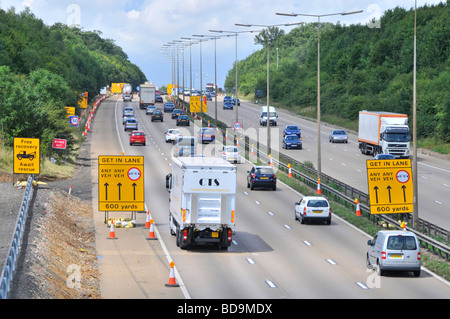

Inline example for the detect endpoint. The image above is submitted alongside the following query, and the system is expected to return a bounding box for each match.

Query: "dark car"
[223,102,233,110]
[171,109,184,119]
[151,109,164,122]
[282,135,302,149]
[247,166,277,191]
[283,125,301,138]
[155,94,163,103]
[373,154,396,160]
[224,96,232,102]
[199,127,216,144]
[176,115,190,126]
[232,98,240,106]
[164,102,175,112]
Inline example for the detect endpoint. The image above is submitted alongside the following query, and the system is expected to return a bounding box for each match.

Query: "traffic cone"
[400,221,407,230]
[316,178,322,195]
[147,219,157,240]
[251,144,254,156]
[355,198,361,216]
[144,210,151,228]
[288,163,293,178]
[107,219,117,239]
[165,262,179,287]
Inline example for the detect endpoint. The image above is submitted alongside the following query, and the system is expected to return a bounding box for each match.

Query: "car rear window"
[307,200,329,208]
[256,168,274,174]
[387,236,417,250]
[132,132,144,136]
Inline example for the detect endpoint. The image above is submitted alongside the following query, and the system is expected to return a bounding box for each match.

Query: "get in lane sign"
[98,155,144,211]
[366,159,413,214]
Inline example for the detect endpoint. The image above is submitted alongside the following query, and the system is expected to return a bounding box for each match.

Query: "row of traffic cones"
[106,210,179,287]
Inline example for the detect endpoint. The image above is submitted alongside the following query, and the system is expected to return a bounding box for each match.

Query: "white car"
[165,129,181,143]
[294,196,331,225]
[222,146,240,163]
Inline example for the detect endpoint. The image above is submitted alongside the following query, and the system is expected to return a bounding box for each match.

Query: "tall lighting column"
[236,22,303,156]
[276,10,363,180]
[210,29,262,123]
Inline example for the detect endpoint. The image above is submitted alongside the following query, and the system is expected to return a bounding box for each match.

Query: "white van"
[260,106,278,126]
[366,230,421,277]
[173,136,197,157]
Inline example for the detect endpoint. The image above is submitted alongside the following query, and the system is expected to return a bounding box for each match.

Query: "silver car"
[329,129,348,143]
[366,230,421,277]
[124,118,138,131]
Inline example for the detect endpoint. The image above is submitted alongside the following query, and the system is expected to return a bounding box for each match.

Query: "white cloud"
[1,0,445,88]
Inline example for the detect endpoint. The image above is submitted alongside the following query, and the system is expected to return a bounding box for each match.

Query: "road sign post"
[98,155,144,212]
[366,159,413,214]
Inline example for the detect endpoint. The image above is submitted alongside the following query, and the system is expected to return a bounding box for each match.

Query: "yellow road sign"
[13,137,40,174]
[366,159,413,214]
[189,96,207,113]
[98,155,144,211]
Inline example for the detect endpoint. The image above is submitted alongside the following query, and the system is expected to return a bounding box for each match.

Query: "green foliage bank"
[225,3,449,144]
[0,7,146,159]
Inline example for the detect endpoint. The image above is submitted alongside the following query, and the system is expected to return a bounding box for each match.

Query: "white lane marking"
[326,259,337,265]
[265,280,277,288]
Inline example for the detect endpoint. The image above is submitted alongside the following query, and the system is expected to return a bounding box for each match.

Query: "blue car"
[164,102,175,112]
[199,127,216,144]
[283,125,301,138]
[282,135,302,149]
[223,102,233,110]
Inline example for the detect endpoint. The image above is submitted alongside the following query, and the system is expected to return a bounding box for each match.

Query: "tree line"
[225,2,449,142]
[0,7,147,158]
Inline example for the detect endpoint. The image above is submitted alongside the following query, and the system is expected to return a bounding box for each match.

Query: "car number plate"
[260,177,268,179]
[389,254,403,258]
[313,210,323,213]
[211,232,219,238]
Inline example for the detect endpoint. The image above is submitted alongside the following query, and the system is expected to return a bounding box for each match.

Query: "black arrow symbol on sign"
[374,186,379,203]
[104,183,109,200]
[402,185,407,202]
[387,186,392,203]
[117,182,122,200]
[132,183,137,200]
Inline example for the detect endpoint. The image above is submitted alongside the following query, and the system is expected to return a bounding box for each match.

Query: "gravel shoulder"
[2,134,100,299]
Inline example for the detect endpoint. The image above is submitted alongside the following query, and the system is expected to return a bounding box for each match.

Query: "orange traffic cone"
[288,163,293,178]
[400,221,407,230]
[144,210,151,228]
[107,219,117,239]
[269,154,273,166]
[355,198,361,216]
[316,178,322,195]
[165,262,179,287]
[147,219,157,240]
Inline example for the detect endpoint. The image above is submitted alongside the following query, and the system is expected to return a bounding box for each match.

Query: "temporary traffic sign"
[69,115,79,127]
[13,137,40,174]
[52,138,67,150]
[366,159,413,214]
[189,96,207,113]
[98,155,144,211]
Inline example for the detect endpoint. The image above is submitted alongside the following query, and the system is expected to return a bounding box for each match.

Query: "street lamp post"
[209,29,261,124]
[236,22,303,157]
[276,10,363,181]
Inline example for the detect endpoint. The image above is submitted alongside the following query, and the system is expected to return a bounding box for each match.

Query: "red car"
[129,130,146,146]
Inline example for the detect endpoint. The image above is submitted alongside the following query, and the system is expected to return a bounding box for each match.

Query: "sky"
[0,0,444,90]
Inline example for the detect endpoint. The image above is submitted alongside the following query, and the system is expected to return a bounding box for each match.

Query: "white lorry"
[358,111,411,158]
[260,106,278,126]
[165,156,236,250]
[139,82,156,109]
[122,83,133,102]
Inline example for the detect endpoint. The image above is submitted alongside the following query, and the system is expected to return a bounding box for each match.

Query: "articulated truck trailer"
[358,111,411,158]
[165,156,236,250]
